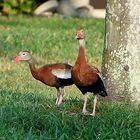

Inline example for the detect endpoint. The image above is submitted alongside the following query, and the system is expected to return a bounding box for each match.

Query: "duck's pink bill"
[12,55,21,64]
[75,31,81,39]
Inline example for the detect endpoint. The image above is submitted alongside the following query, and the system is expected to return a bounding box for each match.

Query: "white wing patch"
[52,69,71,79]
[97,72,102,79]
[97,72,106,86]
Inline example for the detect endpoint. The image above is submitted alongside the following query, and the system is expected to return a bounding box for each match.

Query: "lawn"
[0,15,140,140]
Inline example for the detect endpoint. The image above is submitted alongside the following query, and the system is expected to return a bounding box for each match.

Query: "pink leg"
[90,96,97,116]
[55,88,61,105]
[82,95,89,114]
[57,88,64,105]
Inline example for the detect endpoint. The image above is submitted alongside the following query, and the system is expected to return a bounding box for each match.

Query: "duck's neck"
[28,59,39,80]
[79,39,85,47]
[76,39,86,64]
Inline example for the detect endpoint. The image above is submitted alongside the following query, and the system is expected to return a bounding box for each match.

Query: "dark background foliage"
[0,0,38,15]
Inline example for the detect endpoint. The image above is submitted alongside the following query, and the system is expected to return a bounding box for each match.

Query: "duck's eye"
[23,54,25,55]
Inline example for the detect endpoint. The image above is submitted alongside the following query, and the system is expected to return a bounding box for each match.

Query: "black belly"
[76,76,107,97]
[57,78,73,88]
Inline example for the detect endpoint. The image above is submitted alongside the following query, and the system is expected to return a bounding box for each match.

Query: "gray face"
[19,51,31,61]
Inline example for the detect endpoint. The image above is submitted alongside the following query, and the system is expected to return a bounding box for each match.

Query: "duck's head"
[75,30,85,40]
[13,51,32,64]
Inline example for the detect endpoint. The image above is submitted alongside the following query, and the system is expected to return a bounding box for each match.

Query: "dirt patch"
[0,25,11,30]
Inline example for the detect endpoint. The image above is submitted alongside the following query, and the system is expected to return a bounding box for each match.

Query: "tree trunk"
[102,0,140,107]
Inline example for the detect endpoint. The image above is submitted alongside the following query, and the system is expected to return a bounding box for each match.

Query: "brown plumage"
[13,51,73,105]
[71,30,107,116]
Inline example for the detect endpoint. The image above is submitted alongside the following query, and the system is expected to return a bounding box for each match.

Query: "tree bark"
[102,0,140,107]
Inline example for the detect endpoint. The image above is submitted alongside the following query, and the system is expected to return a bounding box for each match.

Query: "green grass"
[0,15,140,140]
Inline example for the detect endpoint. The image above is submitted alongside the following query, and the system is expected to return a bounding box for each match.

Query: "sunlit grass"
[0,15,140,140]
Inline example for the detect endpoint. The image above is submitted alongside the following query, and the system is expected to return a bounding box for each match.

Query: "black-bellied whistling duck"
[13,51,73,105]
[71,30,107,116]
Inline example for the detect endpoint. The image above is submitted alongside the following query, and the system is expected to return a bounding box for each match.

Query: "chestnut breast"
[72,63,98,86]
